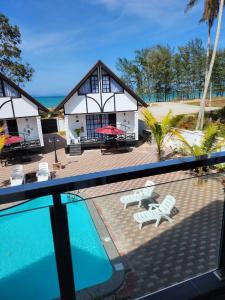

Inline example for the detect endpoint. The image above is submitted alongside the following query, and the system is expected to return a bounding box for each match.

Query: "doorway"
[86,113,116,139]
[6,119,19,136]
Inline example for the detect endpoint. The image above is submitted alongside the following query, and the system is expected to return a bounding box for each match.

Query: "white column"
[134,110,139,140]
[36,116,44,146]
[64,115,70,145]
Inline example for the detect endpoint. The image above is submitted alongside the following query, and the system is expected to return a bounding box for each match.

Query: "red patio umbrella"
[95,125,125,135]
[5,135,24,145]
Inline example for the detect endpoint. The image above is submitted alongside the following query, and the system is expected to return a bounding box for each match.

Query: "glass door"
[86,114,116,139]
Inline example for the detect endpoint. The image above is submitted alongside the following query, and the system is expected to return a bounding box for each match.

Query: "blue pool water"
[0,194,112,300]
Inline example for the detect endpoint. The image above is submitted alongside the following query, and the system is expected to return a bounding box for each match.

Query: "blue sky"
[1,0,225,96]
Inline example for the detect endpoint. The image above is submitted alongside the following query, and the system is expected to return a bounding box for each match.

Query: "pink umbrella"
[95,125,125,135]
[5,135,24,145]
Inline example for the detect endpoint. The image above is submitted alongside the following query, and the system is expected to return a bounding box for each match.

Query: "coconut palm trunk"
[196,0,224,130]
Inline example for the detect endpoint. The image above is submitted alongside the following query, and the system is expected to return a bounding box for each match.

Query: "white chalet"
[0,72,48,148]
[56,61,147,149]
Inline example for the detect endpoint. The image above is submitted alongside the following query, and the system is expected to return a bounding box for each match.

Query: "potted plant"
[74,128,81,143]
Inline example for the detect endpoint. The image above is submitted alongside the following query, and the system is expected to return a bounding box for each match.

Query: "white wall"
[17,117,40,142]
[67,114,87,145]
[36,116,44,146]
[0,95,39,119]
[64,115,70,145]
[64,91,138,114]
[115,91,137,111]
[57,118,66,132]
[0,97,14,119]
[13,96,38,117]
[64,92,87,114]
[116,111,138,140]
[102,93,115,112]
[166,129,204,150]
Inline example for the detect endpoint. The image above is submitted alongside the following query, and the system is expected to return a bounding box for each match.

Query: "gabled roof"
[56,60,148,110]
[0,72,49,113]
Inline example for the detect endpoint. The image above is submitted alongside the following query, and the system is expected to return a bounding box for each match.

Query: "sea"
[35,96,65,108]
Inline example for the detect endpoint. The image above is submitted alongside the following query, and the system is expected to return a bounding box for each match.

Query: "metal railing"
[1,152,225,300]
[80,132,136,143]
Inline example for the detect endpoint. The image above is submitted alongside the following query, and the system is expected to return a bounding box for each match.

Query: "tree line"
[116,38,225,102]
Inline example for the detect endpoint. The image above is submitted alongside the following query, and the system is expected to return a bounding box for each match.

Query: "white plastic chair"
[10,174,24,186]
[38,162,49,173]
[36,162,50,182]
[133,195,176,229]
[120,180,155,209]
[11,164,24,176]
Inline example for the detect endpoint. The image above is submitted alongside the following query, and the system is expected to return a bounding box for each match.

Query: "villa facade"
[56,60,147,148]
[0,72,48,148]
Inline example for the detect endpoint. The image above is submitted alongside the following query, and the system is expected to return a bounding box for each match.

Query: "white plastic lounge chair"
[11,164,24,176]
[10,174,24,186]
[38,162,49,173]
[36,162,50,182]
[120,180,155,209]
[133,195,176,229]
[36,171,49,182]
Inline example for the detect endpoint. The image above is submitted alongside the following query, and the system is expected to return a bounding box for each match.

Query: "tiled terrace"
[0,133,224,299]
[90,174,224,298]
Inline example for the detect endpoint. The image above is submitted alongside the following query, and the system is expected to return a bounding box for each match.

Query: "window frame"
[1,80,21,98]
[102,75,111,93]
[90,75,99,93]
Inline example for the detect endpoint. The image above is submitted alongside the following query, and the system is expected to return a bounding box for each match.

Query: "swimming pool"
[0,194,112,300]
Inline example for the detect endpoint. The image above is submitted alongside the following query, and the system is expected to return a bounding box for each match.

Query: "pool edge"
[75,198,126,300]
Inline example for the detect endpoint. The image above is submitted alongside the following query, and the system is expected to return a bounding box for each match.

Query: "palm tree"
[142,109,183,161]
[171,124,225,175]
[0,127,6,151]
[186,0,225,130]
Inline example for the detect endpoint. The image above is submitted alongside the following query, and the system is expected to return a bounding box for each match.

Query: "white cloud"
[21,29,83,54]
[91,0,202,28]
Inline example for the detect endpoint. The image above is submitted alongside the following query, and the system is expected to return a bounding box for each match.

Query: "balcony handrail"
[1,151,225,204]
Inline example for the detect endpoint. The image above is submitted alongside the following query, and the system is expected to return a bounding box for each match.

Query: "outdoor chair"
[36,162,50,182]
[11,164,24,175]
[133,195,176,229]
[10,173,24,186]
[120,180,155,209]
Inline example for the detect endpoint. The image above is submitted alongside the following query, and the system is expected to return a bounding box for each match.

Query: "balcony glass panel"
[72,170,224,298]
[0,199,60,300]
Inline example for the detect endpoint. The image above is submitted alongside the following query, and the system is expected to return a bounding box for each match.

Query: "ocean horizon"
[34,96,65,108]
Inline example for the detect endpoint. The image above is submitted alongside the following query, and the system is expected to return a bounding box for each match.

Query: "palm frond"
[171,129,194,154]
[201,124,218,152]
[211,138,225,152]
[0,135,6,151]
[192,145,205,157]
[185,0,199,13]
[169,114,185,128]
[142,108,157,126]
[161,110,172,134]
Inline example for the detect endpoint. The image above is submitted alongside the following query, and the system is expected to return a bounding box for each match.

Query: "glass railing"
[84,171,225,298]
[1,152,225,300]
[0,203,60,300]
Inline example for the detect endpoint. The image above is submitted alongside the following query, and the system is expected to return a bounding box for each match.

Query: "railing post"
[216,179,225,280]
[50,193,76,300]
